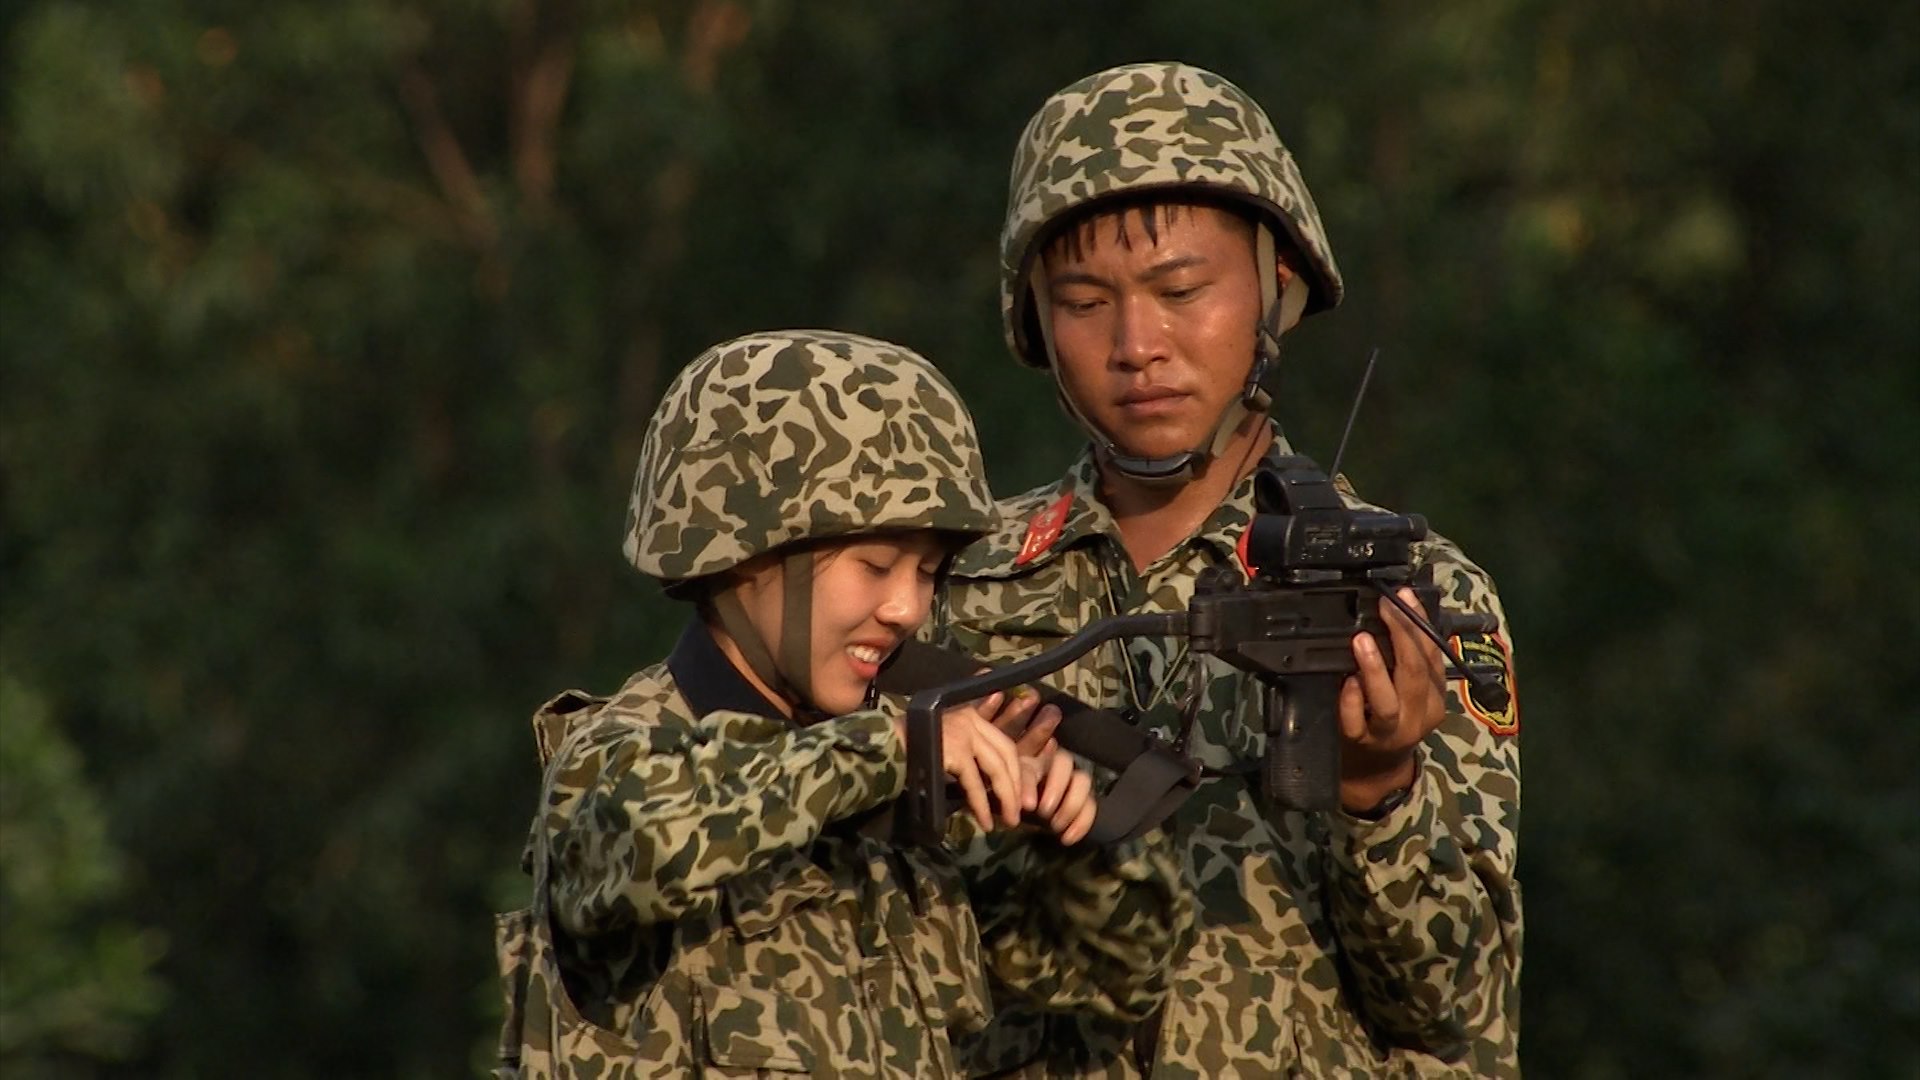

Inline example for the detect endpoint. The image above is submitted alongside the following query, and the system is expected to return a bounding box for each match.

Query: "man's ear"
[1274,256,1298,289]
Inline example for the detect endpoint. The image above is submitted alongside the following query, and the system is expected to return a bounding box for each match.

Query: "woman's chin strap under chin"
[1030,222,1309,486]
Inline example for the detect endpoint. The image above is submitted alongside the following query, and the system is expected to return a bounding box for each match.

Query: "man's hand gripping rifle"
[896,454,1509,847]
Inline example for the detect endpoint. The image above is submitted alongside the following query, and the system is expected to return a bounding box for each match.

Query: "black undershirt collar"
[665,619,792,722]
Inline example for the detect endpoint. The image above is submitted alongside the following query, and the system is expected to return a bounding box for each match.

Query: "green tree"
[0,675,165,1075]
[2,0,1915,1075]
[3,1,767,1070]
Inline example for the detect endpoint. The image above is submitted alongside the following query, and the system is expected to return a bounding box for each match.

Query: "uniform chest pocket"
[697,978,815,1075]
[947,616,1071,669]
[946,572,1084,661]
[1162,944,1304,1075]
[950,606,1075,640]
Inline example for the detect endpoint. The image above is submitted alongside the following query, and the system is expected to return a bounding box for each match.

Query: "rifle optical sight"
[1243,464,1427,581]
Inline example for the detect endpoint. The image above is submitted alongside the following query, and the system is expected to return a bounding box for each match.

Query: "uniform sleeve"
[543,702,905,938]
[957,823,1194,1023]
[1320,543,1522,1072]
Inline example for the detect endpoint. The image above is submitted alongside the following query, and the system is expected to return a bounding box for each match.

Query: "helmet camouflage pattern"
[1000,60,1346,368]
[625,330,996,586]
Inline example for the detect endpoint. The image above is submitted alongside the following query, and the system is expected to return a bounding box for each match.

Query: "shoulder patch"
[1451,633,1519,735]
[1014,492,1074,567]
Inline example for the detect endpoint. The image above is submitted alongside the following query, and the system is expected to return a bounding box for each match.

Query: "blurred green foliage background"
[2,1,1915,1075]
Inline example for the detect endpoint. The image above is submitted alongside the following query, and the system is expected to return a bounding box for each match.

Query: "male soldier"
[941,62,1522,1077]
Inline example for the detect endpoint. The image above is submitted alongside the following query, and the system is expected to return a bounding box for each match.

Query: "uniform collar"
[949,449,1111,577]
[950,425,1314,579]
[1087,425,1304,570]
[666,618,791,721]
[1186,428,1303,564]
[1056,448,1122,550]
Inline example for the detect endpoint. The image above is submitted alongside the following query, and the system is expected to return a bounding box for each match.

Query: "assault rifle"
[889,450,1510,848]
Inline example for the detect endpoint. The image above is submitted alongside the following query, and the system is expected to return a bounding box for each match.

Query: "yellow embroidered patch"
[1453,632,1519,735]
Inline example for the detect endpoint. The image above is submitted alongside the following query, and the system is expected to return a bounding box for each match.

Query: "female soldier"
[495,330,1189,1078]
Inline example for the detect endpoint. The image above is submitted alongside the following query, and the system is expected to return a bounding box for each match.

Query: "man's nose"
[1112,294,1171,370]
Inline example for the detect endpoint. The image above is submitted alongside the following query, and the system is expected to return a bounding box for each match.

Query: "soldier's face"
[731,532,945,716]
[1042,204,1276,462]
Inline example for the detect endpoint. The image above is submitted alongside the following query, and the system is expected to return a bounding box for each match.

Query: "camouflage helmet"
[1000,61,1346,368]
[625,330,996,588]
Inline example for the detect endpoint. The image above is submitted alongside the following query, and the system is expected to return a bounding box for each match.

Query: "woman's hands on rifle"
[899,689,1094,842]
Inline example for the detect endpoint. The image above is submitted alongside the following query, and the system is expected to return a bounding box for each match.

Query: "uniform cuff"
[1326,760,1446,883]
[812,709,907,819]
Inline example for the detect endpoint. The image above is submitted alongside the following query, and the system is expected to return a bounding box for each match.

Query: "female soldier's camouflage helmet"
[1000,60,1346,368]
[624,330,996,588]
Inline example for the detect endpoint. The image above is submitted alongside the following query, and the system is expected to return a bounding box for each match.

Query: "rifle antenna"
[1327,347,1379,482]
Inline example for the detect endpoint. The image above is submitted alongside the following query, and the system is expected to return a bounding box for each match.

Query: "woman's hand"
[980,690,1097,843]
[1024,738,1096,845]
[932,692,1033,831]
[983,685,1063,757]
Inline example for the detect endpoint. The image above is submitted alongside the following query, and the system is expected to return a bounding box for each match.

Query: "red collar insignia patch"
[1014,492,1074,566]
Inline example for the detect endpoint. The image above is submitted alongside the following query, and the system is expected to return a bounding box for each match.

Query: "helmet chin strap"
[707,548,821,722]
[777,548,816,709]
[1033,222,1309,486]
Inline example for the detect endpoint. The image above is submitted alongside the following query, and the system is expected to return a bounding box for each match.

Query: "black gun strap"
[871,641,1201,845]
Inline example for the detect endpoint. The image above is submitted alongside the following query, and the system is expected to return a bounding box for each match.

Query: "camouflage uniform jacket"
[940,432,1523,1078]
[500,621,1192,1078]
